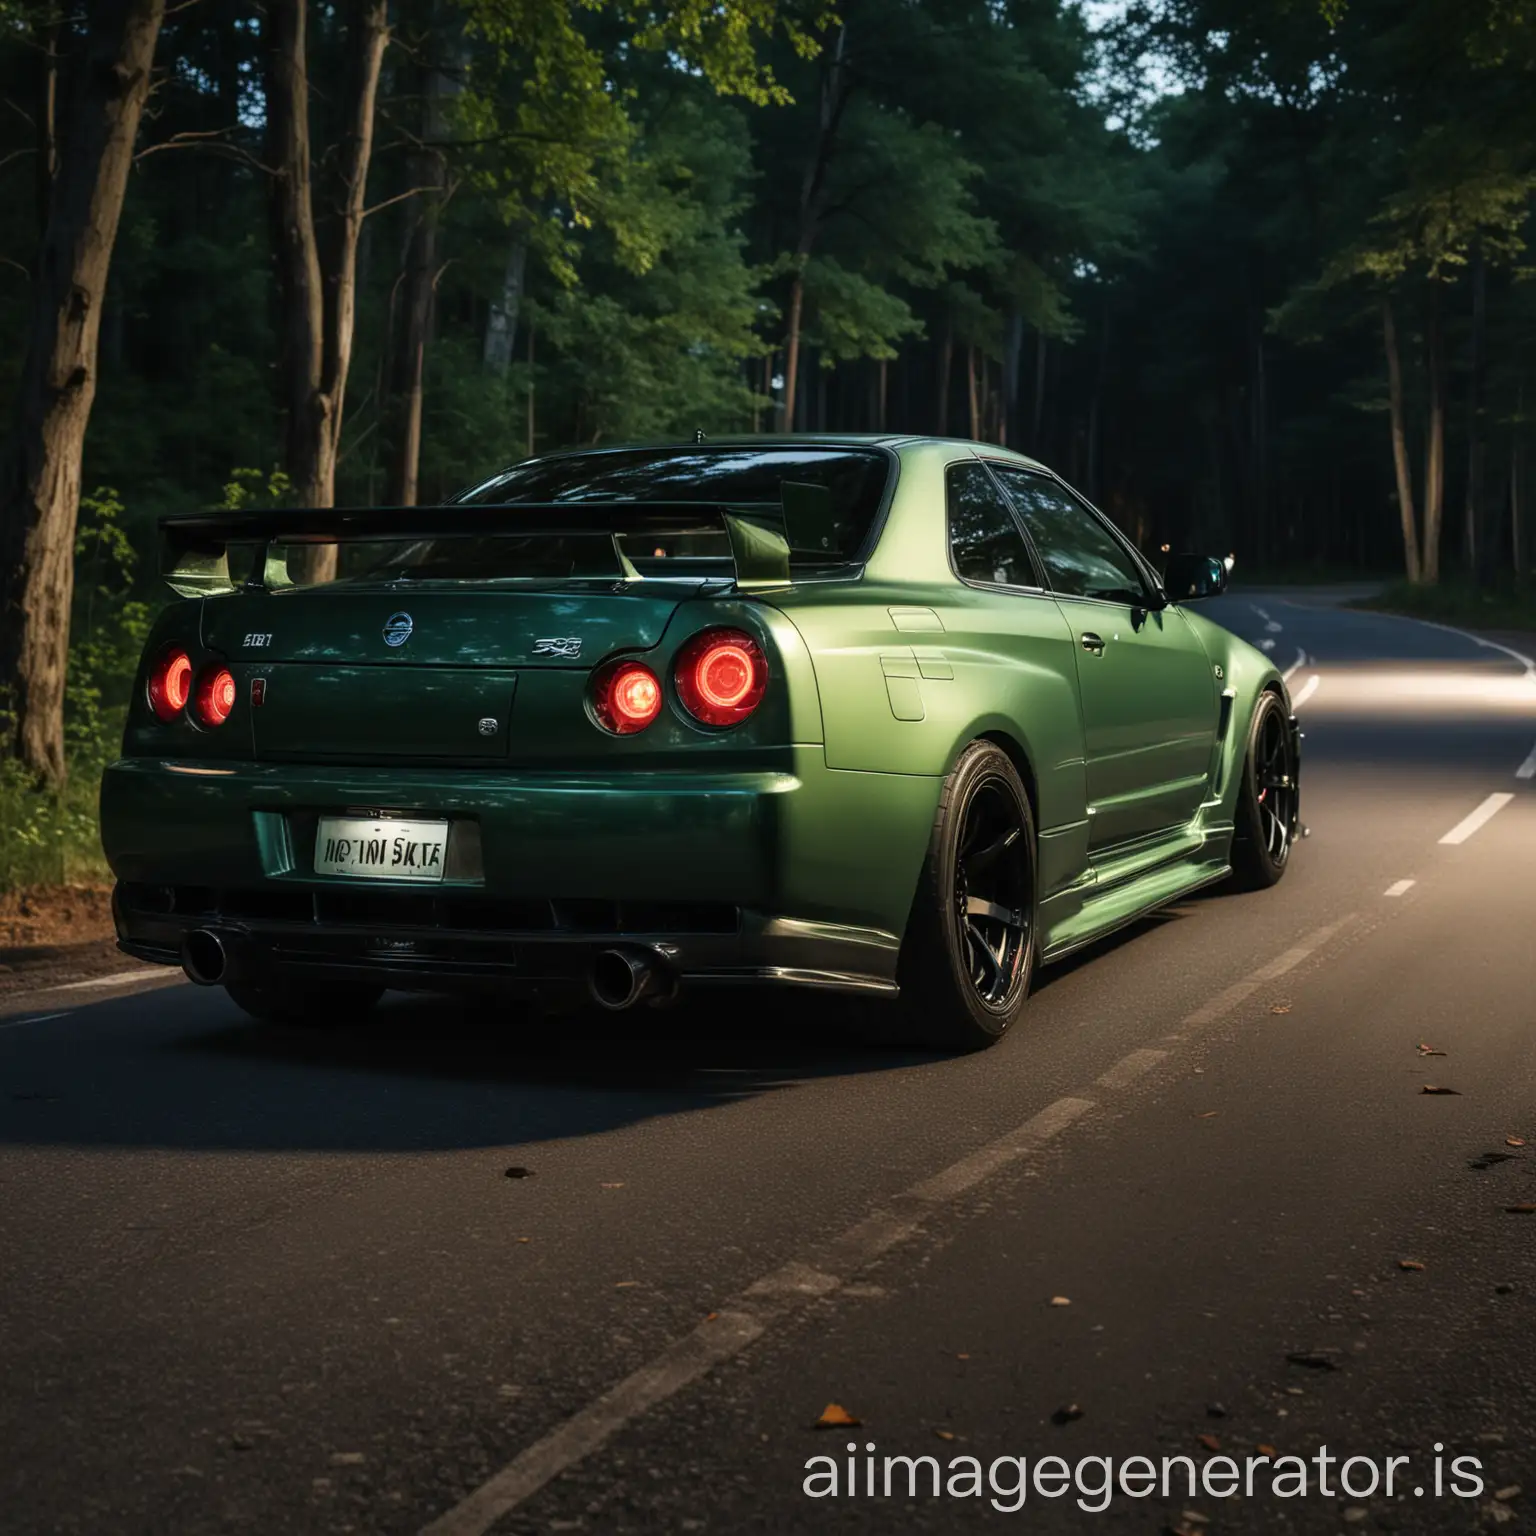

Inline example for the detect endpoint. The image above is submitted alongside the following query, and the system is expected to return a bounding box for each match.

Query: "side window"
[991,467,1151,604]
[946,462,1041,588]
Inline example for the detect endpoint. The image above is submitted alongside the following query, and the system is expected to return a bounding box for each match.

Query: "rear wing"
[159,487,839,598]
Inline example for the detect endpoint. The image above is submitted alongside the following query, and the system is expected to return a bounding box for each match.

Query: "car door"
[934,460,1088,906]
[987,464,1220,851]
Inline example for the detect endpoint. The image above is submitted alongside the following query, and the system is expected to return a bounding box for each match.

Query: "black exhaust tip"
[181,928,230,987]
[588,948,668,1011]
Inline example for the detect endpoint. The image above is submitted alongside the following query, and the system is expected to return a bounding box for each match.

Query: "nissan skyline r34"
[100,436,1301,1049]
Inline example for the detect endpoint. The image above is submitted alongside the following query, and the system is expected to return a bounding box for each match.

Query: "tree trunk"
[936,324,952,435]
[1031,331,1047,450]
[779,22,849,434]
[876,357,887,432]
[1464,248,1487,583]
[1381,297,1421,584]
[387,17,461,506]
[0,0,165,787]
[35,18,61,234]
[966,345,980,439]
[780,270,806,432]
[1422,284,1445,585]
[1002,308,1023,449]
[483,223,529,378]
[265,0,389,513]
[1513,387,1525,588]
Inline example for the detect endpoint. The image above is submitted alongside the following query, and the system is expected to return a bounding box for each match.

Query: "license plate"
[315,816,449,882]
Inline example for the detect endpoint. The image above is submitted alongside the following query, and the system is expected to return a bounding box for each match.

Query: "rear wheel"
[893,741,1037,1051]
[1230,690,1298,889]
[224,977,384,1027]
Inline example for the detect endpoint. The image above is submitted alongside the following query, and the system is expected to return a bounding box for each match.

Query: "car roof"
[500,435,1053,476]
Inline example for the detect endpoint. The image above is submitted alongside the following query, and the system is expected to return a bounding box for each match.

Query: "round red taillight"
[194,666,237,728]
[147,648,193,722]
[675,628,767,727]
[592,658,662,735]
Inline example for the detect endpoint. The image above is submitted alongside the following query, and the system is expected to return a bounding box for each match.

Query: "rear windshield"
[452,446,892,563]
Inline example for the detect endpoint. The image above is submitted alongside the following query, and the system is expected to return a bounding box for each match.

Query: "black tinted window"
[453,447,890,561]
[947,463,1040,587]
[991,467,1149,603]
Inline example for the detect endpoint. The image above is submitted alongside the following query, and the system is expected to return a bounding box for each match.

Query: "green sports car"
[101,436,1300,1049]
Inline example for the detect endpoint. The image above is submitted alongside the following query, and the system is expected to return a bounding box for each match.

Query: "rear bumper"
[101,749,941,996]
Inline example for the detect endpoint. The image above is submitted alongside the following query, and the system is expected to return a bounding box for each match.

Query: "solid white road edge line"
[1439,792,1516,846]
[1384,880,1415,898]
[419,913,1361,1536]
[1282,648,1307,681]
[1291,675,1321,709]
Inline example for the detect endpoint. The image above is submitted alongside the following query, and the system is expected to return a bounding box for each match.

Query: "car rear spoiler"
[158,486,839,598]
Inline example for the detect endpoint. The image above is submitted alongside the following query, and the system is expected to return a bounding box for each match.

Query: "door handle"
[1080,632,1106,655]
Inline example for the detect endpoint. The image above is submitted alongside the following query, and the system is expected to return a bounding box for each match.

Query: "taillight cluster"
[590,628,767,736]
[147,647,237,728]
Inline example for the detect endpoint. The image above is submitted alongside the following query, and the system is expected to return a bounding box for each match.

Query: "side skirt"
[1038,848,1233,964]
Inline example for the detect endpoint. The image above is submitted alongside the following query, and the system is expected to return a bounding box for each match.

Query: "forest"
[0,0,1534,883]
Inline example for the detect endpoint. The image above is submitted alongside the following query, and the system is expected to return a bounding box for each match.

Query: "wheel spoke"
[965,918,1008,997]
[964,895,1020,927]
[963,826,1019,876]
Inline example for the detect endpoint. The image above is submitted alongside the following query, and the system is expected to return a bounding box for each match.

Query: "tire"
[1229,689,1299,890]
[224,977,385,1027]
[892,740,1038,1051]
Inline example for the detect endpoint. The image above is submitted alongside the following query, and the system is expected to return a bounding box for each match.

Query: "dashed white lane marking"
[1384,880,1416,898]
[0,1012,70,1031]
[1095,1047,1167,1089]
[1439,792,1515,846]
[45,968,170,993]
[420,916,1362,1536]
[1518,744,1536,782]
[421,1097,1095,1536]
[1260,638,1277,652]
[1291,675,1321,708]
[1282,648,1307,681]
[1249,604,1282,633]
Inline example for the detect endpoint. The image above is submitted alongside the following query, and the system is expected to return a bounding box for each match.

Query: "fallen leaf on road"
[705,1312,718,1322]
[1285,1352,1340,1371]
[1197,1111,1220,1118]
[1270,1004,1292,1014]
[1049,1296,1071,1307]
[615,1280,640,1288]
[504,1166,535,1179]
[1179,1510,1210,1526]
[1421,1085,1461,1095]
[1507,1137,1527,1148]
[1257,1444,1278,1457]
[956,1352,970,1360]
[814,1404,861,1429]
[600,1182,625,1189]
[1494,1485,1522,1501]
[1399,1260,1425,1271]
[934,1429,956,1442]
[1197,1433,1221,1452]
[516,1236,531,1243]
[1052,1404,1085,1425]
[329,1452,366,1466]
[1504,1204,1536,1215]
[1418,1043,1446,1056]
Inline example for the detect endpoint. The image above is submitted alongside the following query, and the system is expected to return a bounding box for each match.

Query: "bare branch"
[361,183,440,219]
[1,256,31,279]
[0,148,38,171]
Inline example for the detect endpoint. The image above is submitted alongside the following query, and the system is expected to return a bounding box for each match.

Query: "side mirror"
[1162,553,1228,602]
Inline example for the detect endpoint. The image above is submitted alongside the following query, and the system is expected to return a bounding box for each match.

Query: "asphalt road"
[3,591,1534,1536]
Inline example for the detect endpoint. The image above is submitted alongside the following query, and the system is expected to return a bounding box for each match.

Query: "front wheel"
[1229,690,1299,890]
[224,977,385,1027]
[893,741,1038,1051]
